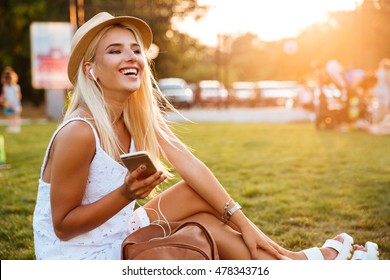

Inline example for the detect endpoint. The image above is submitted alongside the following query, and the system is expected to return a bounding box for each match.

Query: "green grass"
[0,122,389,259]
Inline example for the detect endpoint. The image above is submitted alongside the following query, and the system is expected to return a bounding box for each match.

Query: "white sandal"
[351,241,379,260]
[302,233,354,260]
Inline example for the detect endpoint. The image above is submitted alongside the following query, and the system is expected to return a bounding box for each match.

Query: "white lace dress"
[33,117,150,260]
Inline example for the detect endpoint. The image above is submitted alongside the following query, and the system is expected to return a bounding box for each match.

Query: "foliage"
[82,0,209,80]
[0,122,389,259]
[0,0,70,106]
[222,0,390,84]
[156,31,217,82]
[1,0,390,102]
[0,0,208,103]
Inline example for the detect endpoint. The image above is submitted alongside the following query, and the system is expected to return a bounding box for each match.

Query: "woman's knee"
[182,213,228,236]
[161,180,196,201]
[145,182,215,222]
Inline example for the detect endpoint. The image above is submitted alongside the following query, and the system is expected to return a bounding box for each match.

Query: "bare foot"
[351,242,379,260]
[353,244,366,252]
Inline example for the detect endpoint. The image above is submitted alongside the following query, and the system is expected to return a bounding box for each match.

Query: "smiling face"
[91,26,146,99]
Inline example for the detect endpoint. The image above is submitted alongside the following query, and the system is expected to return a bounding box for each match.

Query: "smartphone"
[120,151,157,179]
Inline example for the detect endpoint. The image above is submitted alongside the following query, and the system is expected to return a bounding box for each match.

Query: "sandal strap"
[352,242,380,260]
[302,247,324,260]
[365,242,379,260]
[322,239,343,253]
[352,250,366,260]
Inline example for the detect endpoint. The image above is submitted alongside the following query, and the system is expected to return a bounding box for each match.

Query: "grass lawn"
[0,121,389,259]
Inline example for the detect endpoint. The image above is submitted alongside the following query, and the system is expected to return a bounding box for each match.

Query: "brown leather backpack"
[121,221,219,260]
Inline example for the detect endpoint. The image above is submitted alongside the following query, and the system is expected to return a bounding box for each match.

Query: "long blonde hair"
[65,23,178,177]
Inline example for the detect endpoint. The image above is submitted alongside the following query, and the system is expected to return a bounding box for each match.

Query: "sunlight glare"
[175,0,358,45]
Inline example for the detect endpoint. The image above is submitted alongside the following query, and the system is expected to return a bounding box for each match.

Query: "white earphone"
[89,68,97,81]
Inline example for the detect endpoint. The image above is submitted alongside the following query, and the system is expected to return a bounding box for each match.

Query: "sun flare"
[175,0,359,45]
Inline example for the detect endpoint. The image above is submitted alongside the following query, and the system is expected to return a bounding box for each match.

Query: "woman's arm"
[49,121,165,240]
[159,126,286,259]
[0,88,5,104]
[158,128,256,233]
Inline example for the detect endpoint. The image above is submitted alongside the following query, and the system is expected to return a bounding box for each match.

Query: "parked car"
[198,80,228,108]
[230,81,259,106]
[256,80,300,108]
[158,78,194,109]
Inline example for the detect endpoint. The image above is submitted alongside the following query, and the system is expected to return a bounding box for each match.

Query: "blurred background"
[0,0,389,113]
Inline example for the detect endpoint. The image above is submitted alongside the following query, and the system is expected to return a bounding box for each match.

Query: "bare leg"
[15,114,21,130]
[182,213,277,260]
[144,181,277,260]
[7,115,14,130]
[7,115,20,132]
[144,181,345,260]
[145,181,289,259]
[145,181,219,221]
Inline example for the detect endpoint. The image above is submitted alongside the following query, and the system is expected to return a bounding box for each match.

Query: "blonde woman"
[33,12,378,260]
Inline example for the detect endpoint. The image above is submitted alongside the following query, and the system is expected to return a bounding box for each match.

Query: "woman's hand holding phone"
[120,151,166,200]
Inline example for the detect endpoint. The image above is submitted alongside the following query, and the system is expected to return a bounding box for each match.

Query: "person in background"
[373,58,390,123]
[33,12,379,260]
[0,67,22,133]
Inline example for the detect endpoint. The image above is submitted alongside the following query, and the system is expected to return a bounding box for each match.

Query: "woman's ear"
[84,63,96,81]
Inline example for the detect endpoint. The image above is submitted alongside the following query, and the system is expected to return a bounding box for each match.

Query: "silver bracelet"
[222,199,232,223]
[222,201,242,224]
[221,198,232,223]
[223,198,233,213]
[227,202,242,217]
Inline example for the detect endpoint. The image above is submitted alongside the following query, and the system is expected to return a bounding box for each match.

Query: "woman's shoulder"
[55,118,97,150]
[49,120,97,163]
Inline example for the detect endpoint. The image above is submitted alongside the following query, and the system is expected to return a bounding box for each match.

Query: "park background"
[0,0,389,260]
[1,0,390,106]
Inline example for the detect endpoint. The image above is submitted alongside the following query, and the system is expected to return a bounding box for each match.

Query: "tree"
[0,0,208,104]
[228,33,264,82]
[223,0,390,84]
[82,0,209,81]
[358,0,390,68]
[2,0,390,106]
[0,0,69,105]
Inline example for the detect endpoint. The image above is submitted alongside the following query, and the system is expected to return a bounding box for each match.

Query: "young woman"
[33,12,378,260]
[0,67,22,133]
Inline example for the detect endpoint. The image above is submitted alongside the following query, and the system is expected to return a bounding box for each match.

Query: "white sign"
[30,22,73,89]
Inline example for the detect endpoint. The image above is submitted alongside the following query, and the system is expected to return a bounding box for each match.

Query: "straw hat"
[68,12,153,84]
